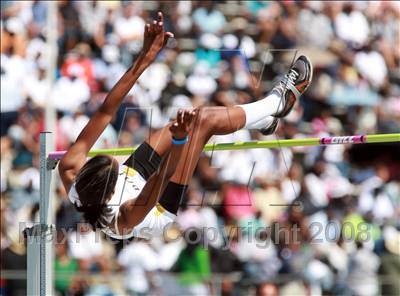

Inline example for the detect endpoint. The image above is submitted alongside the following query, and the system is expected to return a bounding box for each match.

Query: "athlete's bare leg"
[146,106,246,184]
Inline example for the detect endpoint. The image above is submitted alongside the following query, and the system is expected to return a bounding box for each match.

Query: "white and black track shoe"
[270,55,313,118]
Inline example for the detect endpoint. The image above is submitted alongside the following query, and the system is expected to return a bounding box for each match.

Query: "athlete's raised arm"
[59,12,173,191]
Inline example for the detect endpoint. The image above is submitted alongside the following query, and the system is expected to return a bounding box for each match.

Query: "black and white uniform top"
[68,165,176,239]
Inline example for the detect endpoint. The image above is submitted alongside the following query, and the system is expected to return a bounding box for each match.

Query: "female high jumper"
[59,13,312,239]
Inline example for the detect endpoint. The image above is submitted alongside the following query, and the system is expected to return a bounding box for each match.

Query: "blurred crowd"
[1,1,400,295]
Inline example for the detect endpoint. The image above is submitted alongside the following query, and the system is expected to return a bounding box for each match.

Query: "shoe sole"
[298,55,313,94]
[259,117,279,135]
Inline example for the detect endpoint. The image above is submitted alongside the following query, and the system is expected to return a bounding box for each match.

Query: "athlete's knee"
[194,106,218,131]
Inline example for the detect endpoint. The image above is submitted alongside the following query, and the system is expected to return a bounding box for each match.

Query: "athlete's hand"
[170,109,196,140]
[142,12,174,64]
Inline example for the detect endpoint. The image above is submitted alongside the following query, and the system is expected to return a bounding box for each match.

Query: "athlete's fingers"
[149,21,154,35]
[182,111,192,128]
[177,109,183,126]
[158,11,163,24]
[157,12,163,34]
[176,110,180,125]
[186,110,194,123]
[156,22,163,34]
[185,110,194,130]
[182,110,189,128]
[180,110,185,125]
[163,32,174,47]
[190,110,196,119]
[152,20,157,34]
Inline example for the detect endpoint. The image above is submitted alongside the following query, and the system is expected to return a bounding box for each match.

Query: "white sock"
[243,116,275,129]
[238,93,282,129]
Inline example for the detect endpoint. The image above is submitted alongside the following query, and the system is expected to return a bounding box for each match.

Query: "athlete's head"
[75,155,119,228]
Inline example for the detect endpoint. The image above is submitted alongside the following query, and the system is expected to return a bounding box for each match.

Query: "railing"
[2,270,398,294]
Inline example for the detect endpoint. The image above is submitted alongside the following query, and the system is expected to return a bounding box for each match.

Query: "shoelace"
[274,68,299,96]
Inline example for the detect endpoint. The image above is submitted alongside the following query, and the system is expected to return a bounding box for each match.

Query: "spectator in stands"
[1,234,27,296]
[256,282,279,296]
[347,241,380,296]
[173,229,211,295]
[54,233,83,296]
[118,238,159,296]
[68,223,113,274]
[192,2,226,35]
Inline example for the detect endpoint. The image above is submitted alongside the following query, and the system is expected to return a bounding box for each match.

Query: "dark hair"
[74,155,119,229]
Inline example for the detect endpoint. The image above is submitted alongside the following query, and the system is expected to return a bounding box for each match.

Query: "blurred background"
[1,1,399,295]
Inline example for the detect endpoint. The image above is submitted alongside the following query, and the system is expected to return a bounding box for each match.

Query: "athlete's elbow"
[58,158,68,175]
[58,156,77,176]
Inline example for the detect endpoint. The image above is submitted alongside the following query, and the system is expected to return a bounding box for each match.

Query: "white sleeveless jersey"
[68,165,176,239]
